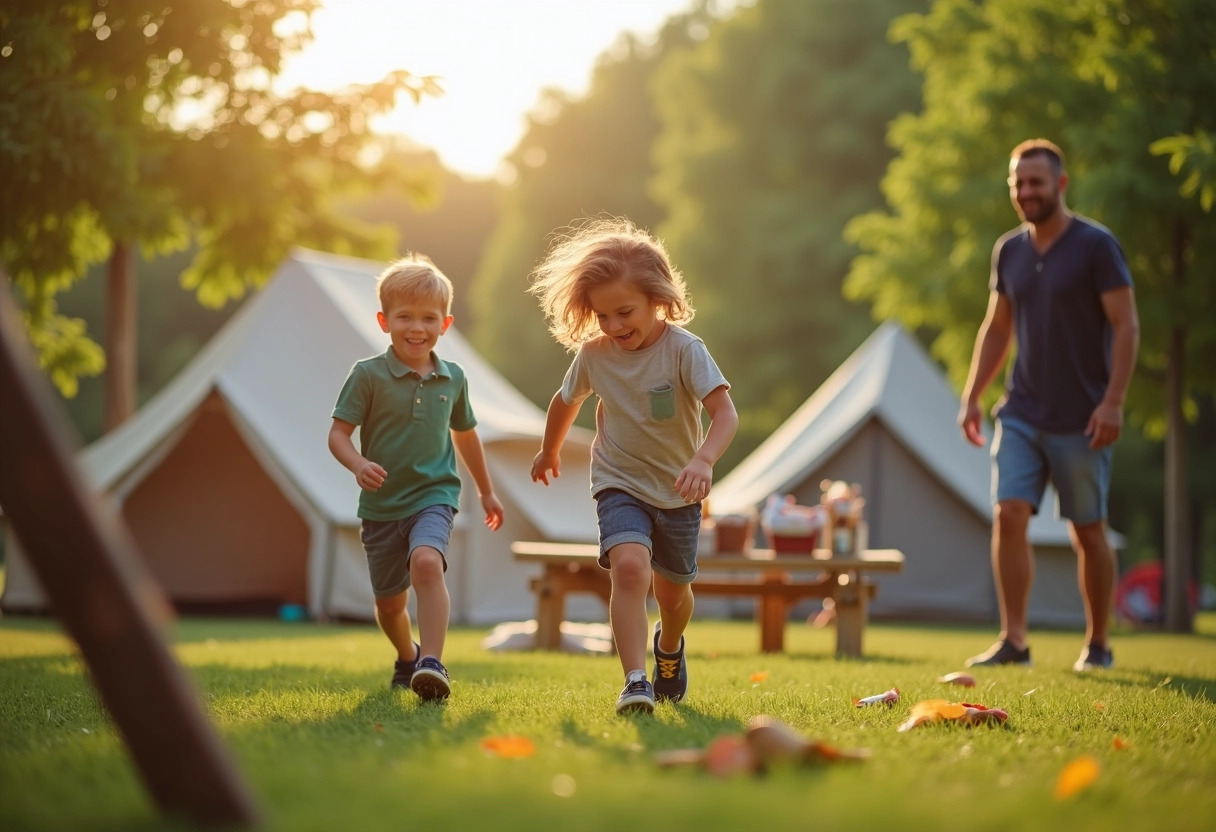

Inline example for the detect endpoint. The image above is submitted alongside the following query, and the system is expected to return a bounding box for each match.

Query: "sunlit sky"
[275,0,705,180]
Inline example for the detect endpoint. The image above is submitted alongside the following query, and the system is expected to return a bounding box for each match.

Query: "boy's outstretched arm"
[675,385,738,503]
[530,391,581,486]
[328,418,387,491]
[452,427,504,531]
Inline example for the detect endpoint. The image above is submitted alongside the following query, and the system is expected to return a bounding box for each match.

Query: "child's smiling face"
[587,278,664,351]
[377,295,452,369]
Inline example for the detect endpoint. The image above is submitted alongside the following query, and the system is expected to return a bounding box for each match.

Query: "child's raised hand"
[675,457,714,503]
[355,460,388,491]
[481,493,505,531]
[530,450,561,485]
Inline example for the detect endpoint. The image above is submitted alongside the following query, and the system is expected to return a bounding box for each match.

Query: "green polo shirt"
[332,348,476,521]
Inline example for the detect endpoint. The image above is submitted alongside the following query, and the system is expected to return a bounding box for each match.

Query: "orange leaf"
[750,671,770,684]
[1112,736,1131,750]
[1093,701,1106,711]
[1055,756,1100,799]
[374,723,383,733]
[481,735,536,758]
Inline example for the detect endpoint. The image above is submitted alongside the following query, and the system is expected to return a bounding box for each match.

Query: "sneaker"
[1073,644,1114,672]
[965,639,1032,667]
[390,641,422,689]
[410,656,452,701]
[616,676,655,715]
[652,622,688,703]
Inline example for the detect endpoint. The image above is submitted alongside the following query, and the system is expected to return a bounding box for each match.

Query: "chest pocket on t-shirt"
[649,383,675,421]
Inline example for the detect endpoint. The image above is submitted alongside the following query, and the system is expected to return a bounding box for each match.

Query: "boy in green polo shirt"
[329,255,504,701]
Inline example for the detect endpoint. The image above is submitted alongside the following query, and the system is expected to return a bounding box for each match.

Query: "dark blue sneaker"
[410,656,451,701]
[652,622,688,703]
[390,641,421,689]
[965,639,1032,667]
[1073,643,1114,672]
[616,676,655,715]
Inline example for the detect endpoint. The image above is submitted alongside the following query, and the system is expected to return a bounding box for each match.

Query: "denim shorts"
[992,416,1112,525]
[360,504,454,597]
[594,488,701,584]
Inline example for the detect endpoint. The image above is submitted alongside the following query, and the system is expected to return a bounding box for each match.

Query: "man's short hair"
[1011,139,1065,175]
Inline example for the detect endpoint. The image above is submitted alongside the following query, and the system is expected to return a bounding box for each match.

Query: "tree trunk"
[1162,219,1192,633]
[103,242,137,432]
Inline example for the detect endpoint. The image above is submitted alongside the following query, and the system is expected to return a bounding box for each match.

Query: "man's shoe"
[1073,644,1114,672]
[390,641,422,689]
[410,656,452,701]
[652,622,688,703]
[616,676,655,715]
[965,639,1032,667]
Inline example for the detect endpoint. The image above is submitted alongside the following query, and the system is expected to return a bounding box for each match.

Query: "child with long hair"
[529,218,738,714]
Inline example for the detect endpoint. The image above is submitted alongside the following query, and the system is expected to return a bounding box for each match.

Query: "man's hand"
[1086,400,1123,449]
[958,400,986,447]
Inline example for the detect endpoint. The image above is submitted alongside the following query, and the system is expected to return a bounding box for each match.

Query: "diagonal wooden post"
[0,283,261,827]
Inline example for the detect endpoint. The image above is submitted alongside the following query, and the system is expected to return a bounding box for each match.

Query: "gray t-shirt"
[561,323,729,509]
[991,215,1133,433]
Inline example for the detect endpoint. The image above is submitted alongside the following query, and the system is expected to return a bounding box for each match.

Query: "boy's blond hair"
[529,217,693,351]
[377,254,453,315]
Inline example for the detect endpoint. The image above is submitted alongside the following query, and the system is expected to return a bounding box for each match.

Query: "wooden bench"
[510,541,905,658]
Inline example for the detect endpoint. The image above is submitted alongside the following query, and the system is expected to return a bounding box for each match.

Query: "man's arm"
[958,291,1014,447]
[1087,286,1140,449]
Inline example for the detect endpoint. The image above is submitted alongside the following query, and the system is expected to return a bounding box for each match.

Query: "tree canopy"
[650,0,926,466]
[1,0,438,395]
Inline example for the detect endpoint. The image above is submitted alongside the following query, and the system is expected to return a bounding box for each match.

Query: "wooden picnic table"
[510,541,905,658]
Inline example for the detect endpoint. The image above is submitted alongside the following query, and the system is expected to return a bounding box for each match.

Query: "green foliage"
[1152,131,1216,212]
[1,618,1215,831]
[651,0,927,467]
[845,0,1216,433]
[1,0,438,395]
[470,9,715,410]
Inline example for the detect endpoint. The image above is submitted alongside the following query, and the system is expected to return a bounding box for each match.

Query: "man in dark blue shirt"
[958,139,1140,672]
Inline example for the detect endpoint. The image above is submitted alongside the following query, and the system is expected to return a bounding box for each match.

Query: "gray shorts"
[992,416,1112,525]
[360,505,454,597]
[594,488,701,584]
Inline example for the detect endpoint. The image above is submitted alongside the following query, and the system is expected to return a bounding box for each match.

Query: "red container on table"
[771,532,818,554]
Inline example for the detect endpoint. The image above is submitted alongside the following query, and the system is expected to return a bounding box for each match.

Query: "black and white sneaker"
[616,675,655,715]
[1073,644,1114,672]
[965,639,1032,667]
[410,656,452,701]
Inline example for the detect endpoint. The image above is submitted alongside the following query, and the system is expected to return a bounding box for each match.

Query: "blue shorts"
[360,505,454,597]
[594,488,702,584]
[992,416,1112,525]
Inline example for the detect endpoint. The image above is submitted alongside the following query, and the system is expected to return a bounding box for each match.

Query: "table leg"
[533,568,565,650]
[759,574,789,653]
[834,572,866,658]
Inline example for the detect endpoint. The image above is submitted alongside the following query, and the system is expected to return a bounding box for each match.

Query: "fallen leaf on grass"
[1093,701,1106,711]
[480,735,536,758]
[374,723,383,733]
[897,699,1009,732]
[1112,736,1132,750]
[1054,755,1100,799]
[937,672,976,687]
[750,671,770,684]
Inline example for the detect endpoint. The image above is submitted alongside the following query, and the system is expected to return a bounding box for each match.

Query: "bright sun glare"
[274,0,701,180]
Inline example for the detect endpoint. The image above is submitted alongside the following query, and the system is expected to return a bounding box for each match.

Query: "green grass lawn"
[1,614,1214,832]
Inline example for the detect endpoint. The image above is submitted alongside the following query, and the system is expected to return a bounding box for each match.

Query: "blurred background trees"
[4,0,1212,618]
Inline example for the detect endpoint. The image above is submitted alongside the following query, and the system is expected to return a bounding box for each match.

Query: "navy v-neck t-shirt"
[990,215,1133,433]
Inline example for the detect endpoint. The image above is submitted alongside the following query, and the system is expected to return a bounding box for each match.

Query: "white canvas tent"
[711,322,1122,627]
[1,248,601,624]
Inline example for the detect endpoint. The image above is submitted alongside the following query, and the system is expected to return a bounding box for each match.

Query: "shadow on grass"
[1075,667,1216,705]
